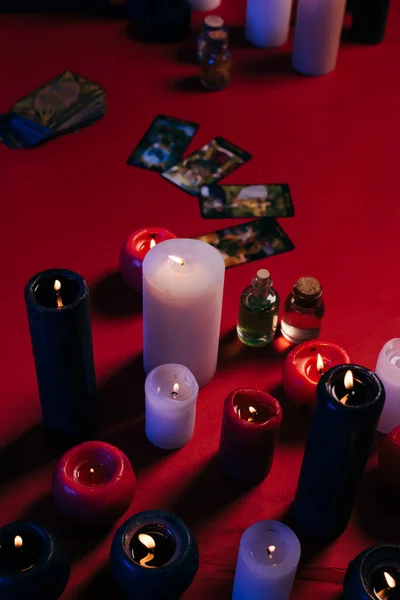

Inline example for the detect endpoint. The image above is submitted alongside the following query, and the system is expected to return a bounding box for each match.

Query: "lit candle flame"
[150,239,156,249]
[14,536,23,549]
[89,468,95,475]
[54,280,61,292]
[54,279,63,308]
[267,545,276,558]
[317,353,324,375]
[171,382,179,397]
[248,406,257,422]
[385,572,396,589]
[168,255,185,266]
[138,533,156,568]
[340,370,354,404]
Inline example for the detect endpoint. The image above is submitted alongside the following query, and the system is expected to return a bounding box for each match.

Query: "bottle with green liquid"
[237,269,280,347]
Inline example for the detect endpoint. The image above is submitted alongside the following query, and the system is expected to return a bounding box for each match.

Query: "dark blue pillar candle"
[126,0,191,43]
[344,545,400,599]
[292,364,385,542]
[110,510,199,600]
[0,521,70,599]
[351,0,391,44]
[25,269,97,443]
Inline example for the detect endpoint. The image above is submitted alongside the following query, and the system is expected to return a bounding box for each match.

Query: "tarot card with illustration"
[198,184,294,218]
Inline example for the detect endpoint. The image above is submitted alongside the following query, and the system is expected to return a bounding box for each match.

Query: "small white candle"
[376,339,400,434]
[145,364,199,449]
[246,0,293,48]
[232,520,301,600]
[188,0,221,11]
[143,238,225,388]
[292,0,346,76]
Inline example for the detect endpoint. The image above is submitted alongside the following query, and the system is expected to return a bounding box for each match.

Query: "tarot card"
[127,115,199,172]
[194,218,294,268]
[198,184,294,219]
[162,137,252,196]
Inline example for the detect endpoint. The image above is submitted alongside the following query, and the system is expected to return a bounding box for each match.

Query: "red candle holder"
[218,389,282,486]
[119,227,176,293]
[282,340,351,409]
[378,425,400,495]
[52,441,136,528]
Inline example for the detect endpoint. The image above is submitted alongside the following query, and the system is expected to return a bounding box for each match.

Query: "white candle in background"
[145,363,199,449]
[246,0,293,48]
[188,0,221,11]
[143,238,225,388]
[232,520,301,600]
[376,339,400,434]
[292,0,346,76]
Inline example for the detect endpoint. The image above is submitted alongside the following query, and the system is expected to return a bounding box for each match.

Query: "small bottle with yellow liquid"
[237,269,280,347]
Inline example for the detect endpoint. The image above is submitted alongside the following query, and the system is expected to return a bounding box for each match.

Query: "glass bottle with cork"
[200,29,232,91]
[237,269,280,347]
[281,276,325,344]
[198,15,225,62]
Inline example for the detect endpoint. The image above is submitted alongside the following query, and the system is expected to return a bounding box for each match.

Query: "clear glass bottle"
[197,15,225,62]
[200,30,232,92]
[281,277,325,344]
[237,269,280,347]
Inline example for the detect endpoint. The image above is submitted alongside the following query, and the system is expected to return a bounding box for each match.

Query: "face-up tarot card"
[162,137,252,196]
[127,115,199,172]
[198,184,294,219]
[194,218,294,268]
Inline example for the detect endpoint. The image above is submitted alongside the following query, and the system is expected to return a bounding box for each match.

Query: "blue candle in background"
[110,510,199,600]
[0,521,70,599]
[292,364,385,542]
[25,269,97,444]
[126,0,191,43]
[344,545,400,600]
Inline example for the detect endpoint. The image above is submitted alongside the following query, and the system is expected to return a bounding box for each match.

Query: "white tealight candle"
[246,0,293,48]
[143,238,225,388]
[376,339,400,434]
[145,364,199,450]
[232,520,301,600]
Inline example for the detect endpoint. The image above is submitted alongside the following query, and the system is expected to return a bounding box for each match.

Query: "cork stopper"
[204,15,224,29]
[253,269,272,289]
[294,277,322,299]
[257,269,270,280]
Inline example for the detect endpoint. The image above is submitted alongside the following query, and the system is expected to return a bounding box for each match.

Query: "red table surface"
[1,2,400,598]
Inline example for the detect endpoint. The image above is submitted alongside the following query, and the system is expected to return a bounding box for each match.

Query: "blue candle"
[110,510,199,599]
[0,521,70,599]
[292,364,385,542]
[25,269,97,444]
[344,545,400,599]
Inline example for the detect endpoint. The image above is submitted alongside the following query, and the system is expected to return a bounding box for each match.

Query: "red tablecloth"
[1,2,400,598]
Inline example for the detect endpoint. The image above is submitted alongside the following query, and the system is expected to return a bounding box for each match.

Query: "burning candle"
[344,545,400,600]
[52,441,136,527]
[375,340,400,434]
[218,389,282,486]
[0,521,70,599]
[145,364,199,450]
[292,365,385,541]
[143,238,225,388]
[25,269,97,443]
[246,0,293,47]
[232,520,301,600]
[110,510,199,599]
[282,340,351,409]
[119,227,176,293]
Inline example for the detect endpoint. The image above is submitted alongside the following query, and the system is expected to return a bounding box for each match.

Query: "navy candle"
[351,0,391,44]
[0,521,70,599]
[126,0,191,42]
[25,269,97,443]
[292,364,385,542]
[110,510,199,600]
[344,545,400,599]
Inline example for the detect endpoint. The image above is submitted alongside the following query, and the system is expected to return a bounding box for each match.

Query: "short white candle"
[145,363,199,449]
[143,238,225,388]
[292,0,346,76]
[188,0,221,11]
[376,339,400,434]
[246,0,293,48]
[232,520,301,600]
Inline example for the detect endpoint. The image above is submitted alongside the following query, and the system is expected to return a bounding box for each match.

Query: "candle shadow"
[354,466,400,542]
[171,75,207,94]
[74,564,125,599]
[165,455,249,531]
[90,270,142,319]
[238,51,295,80]
[268,383,311,446]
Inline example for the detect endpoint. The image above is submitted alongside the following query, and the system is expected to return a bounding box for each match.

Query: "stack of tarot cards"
[0,71,106,149]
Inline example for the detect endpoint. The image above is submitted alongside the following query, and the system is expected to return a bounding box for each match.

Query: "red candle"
[119,227,176,293]
[282,340,351,409]
[218,389,282,486]
[378,425,400,495]
[52,441,136,528]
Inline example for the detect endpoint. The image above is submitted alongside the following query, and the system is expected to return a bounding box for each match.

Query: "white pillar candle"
[246,0,293,48]
[292,0,346,76]
[232,520,301,600]
[145,363,199,449]
[376,339,400,434]
[143,238,225,388]
[188,0,221,11]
